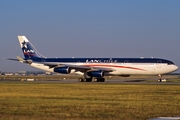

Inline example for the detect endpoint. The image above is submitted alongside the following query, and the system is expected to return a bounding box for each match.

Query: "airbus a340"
[7,36,178,82]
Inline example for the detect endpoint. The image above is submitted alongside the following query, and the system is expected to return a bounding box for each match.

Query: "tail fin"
[18,36,45,59]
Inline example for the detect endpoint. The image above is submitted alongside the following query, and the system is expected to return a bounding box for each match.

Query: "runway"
[1,79,180,84]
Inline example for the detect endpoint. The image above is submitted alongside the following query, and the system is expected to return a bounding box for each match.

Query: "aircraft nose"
[175,65,178,70]
[173,65,179,71]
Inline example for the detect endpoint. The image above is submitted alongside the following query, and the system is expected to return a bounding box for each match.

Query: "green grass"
[0,83,180,120]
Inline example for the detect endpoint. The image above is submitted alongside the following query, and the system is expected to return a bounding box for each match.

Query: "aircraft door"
[157,60,162,68]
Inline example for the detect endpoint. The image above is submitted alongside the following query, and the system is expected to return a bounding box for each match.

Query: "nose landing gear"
[158,74,162,82]
[158,74,166,82]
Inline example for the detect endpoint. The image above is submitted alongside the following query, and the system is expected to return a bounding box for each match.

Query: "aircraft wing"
[43,62,113,72]
[6,56,113,72]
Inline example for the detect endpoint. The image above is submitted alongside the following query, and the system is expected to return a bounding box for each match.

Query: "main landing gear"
[78,78,105,82]
[93,78,105,82]
[78,78,92,82]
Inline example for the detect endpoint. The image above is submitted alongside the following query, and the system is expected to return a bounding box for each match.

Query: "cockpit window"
[168,62,174,65]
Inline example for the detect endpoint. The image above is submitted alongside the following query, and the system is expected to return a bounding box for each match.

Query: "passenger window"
[124,60,129,63]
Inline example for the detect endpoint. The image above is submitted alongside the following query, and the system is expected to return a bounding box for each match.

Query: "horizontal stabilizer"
[4,58,19,61]
[16,56,24,62]
[16,56,32,64]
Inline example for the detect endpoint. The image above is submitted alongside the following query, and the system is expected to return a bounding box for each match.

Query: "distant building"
[4,72,14,76]
[14,72,20,76]
[18,71,27,75]
[26,71,46,75]
[46,72,52,75]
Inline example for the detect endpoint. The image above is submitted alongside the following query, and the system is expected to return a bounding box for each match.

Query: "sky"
[0,0,180,72]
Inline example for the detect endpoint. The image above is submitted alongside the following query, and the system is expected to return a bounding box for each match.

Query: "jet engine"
[87,70,104,78]
[54,67,70,74]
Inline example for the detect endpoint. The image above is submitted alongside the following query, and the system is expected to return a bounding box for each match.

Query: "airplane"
[7,36,178,82]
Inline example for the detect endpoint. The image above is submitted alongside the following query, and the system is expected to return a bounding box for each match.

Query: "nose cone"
[173,65,178,72]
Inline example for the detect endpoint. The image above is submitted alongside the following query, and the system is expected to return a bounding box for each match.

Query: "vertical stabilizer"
[18,36,45,59]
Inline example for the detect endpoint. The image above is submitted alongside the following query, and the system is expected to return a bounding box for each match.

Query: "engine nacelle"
[87,70,104,78]
[54,67,70,74]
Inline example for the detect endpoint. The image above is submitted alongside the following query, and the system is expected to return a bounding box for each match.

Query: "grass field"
[0,82,180,120]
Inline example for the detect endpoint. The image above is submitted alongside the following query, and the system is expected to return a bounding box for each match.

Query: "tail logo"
[22,41,35,55]
[18,36,45,58]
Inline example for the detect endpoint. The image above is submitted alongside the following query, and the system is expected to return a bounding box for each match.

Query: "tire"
[78,78,84,82]
[86,78,92,82]
[100,78,105,82]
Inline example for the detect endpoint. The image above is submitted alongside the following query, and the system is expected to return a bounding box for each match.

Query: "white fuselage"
[27,62,178,76]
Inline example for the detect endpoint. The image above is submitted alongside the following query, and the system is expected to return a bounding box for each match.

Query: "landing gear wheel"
[93,78,98,82]
[93,78,105,82]
[78,78,92,82]
[159,79,162,82]
[85,78,92,82]
[78,78,84,82]
[100,78,105,82]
